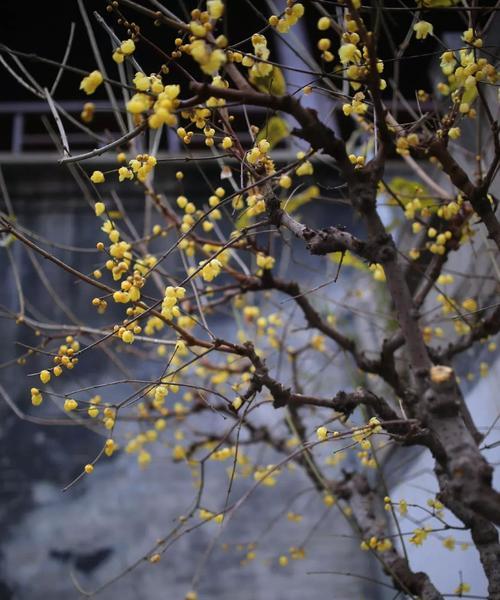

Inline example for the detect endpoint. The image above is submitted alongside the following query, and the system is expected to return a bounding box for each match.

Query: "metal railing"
[0,100,274,157]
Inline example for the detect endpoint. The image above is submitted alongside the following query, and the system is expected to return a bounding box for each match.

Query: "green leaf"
[256,116,289,150]
[382,177,433,206]
[416,0,457,6]
[283,185,320,214]
[329,250,368,272]
[249,65,287,96]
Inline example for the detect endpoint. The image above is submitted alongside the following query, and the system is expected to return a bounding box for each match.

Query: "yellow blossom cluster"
[342,92,368,116]
[80,70,103,95]
[349,153,365,168]
[253,464,280,487]
[211,446,235,461]
[404,197,430,220]
[199,508,224,523]
[395,133,420,156]
[438,42,497,117]
[87,395,101,418]
[426,228,452,255]
[149,85,181,128]
[317,37,334,62]
[128,154,157,182]
[360,536,393,552]
[245,192,267,218]
[409,526,432,546]
[31,387,42,406]
[161,286,186,320]
[295,151,314,176]
[437,198,461,220]
[190,39,226,76]
[256,253,275,270]
[199,258,223,282]
[339,40,361,66]
[126,92,151,116]
[268,2,304,34]
[246,138,275,175]
[34,339,80,387]
[80,102,94,123]
[112,38,136,64]
[51,336,80,375]
[115,317,141,343]
[243,34,273,78]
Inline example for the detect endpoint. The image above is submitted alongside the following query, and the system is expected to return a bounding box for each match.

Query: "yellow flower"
[31,388,43,406]
[90,170,105,184]
[94,202,105,216]
[80,70,103,95]
[440,51,457,76]
[296,161,313,176]
[409,526,432,546]
[256,253,275,270]
[64,398,78,412]
[122,330,134,344]
[413,21,433,40]
[200,258,223,282]
[317,16,330,30]
[138,450,151,468]
[279,174,292,189]
[462,298,478,312]
[462,28,474,43]
[454,583,471,595]
[112,51,124,64]
[448,127,461,140]
[133,72,150,91]
[338,43,361,65]
[190,21,207,38]
[190,40,226,75]
[126,93,151,114]
[118,167,134,182]
[172,445,186,460]
[84,464,94,474]
[80,102,95,123]
[40,370,51,384]
[120,39,135,55]
[398,499,408,515]
[207,0,224,19]
[316,426,328,441]
[443,536,456,550]
[323,494,335,507]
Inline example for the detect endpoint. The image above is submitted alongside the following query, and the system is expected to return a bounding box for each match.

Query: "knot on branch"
[243,341,291,408]
[302,226,366,257]
[331,390,359,418]
[365,234,396,263]
[424,387,460,418]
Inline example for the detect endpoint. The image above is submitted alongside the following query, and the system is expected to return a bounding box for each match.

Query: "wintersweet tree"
[1,0,500,598]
